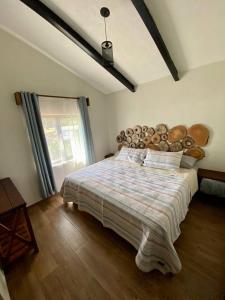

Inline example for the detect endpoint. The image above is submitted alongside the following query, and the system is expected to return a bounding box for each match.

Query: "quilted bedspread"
[61,158,196,274]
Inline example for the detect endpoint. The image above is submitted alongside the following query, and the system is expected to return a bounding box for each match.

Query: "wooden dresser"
[0,178,38,270]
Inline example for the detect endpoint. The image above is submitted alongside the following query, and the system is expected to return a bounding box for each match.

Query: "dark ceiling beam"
[131,0,179,81]
[20,0,136,92]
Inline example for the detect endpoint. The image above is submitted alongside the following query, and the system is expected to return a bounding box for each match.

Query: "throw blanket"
[61,159,194,274]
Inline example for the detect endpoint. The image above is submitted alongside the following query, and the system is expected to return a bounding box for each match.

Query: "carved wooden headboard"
[116,124,209,160]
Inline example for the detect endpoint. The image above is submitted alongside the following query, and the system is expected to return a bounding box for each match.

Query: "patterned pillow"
[115,147,147,165]
[143,149,183,170]
[180,155,198,169]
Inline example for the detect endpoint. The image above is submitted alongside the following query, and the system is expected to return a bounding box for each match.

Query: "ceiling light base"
[100,7,110,18]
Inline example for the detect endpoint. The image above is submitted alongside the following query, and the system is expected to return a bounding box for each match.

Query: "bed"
[61,157,198,274]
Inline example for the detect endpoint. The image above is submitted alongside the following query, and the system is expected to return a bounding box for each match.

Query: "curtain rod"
[14,92,90,106]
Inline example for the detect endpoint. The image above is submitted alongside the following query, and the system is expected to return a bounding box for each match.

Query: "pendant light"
[100,7,114,66]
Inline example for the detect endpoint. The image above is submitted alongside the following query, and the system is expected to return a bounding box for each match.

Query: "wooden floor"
[5,194,225,300]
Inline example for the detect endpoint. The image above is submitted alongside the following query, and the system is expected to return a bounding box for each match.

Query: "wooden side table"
[0,178,38,270]
[104,153,114,159]
[198,168,225,184]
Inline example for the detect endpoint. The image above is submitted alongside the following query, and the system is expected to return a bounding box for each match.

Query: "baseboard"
[27,193,61,208]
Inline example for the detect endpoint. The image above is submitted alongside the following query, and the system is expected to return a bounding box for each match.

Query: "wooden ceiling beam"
[131,0,179,81]
[20,0,136,92]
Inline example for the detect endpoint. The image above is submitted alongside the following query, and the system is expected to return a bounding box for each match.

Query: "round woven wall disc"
[147,127,155,137]
[132,133,139,141]
[185,147,205,159]
[130,143,136,148]
[168,125,187,143]
[120,130,125,137]
[132,138,139,144]
[155,124,168,134]
[126,128,134,136]
[143,136,151,145]
[151,133,161,144]
[161,133,168,141]
[133,125,142,135]
[142,126,148,133]
[169,141,183,152]
[159,141,169,151]
[126,136,132,143]
[187,124,209,146]
[137,141,145,149]
[116,135,123,143]
[182,136,195,149]
[139,132,146,139]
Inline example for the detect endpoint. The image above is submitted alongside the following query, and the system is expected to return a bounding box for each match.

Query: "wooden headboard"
[116,123,209,160]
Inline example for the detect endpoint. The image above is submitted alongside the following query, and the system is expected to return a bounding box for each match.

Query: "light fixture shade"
[101,40,114,66]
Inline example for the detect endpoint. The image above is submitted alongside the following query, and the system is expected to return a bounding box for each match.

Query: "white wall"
[106,61,225,171]
[0,28,110,205]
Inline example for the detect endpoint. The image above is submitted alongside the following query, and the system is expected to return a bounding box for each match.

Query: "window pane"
[42,117,61,163]
[39,97,87,190]
[40,98,86,166]
[60,118,74,161]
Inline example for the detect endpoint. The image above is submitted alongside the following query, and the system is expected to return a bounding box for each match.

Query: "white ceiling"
[0,0,225,94]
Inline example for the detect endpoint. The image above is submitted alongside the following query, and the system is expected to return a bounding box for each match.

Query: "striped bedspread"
[61,158,197,274]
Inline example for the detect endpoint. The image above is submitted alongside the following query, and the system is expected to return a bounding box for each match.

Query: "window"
[42,115,85,166]
[39,97,87,190]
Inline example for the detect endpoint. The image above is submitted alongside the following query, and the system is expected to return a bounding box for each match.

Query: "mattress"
[61,158,198,274]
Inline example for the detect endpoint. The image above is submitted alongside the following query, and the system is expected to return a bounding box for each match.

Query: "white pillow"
[143,149,183,170]
[115,147,146,165]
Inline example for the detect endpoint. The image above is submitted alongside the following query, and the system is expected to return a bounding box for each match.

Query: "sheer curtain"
[39,97,87,190]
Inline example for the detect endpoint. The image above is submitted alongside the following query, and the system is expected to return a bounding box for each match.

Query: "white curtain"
[39,97,87,190]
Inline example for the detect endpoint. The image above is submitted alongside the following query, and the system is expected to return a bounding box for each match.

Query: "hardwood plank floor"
[5,194,225,300]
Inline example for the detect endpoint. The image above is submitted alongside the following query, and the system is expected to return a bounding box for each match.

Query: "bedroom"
[0,0,225,299]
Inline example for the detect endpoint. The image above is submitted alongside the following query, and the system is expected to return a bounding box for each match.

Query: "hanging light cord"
[104,17,108,41]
